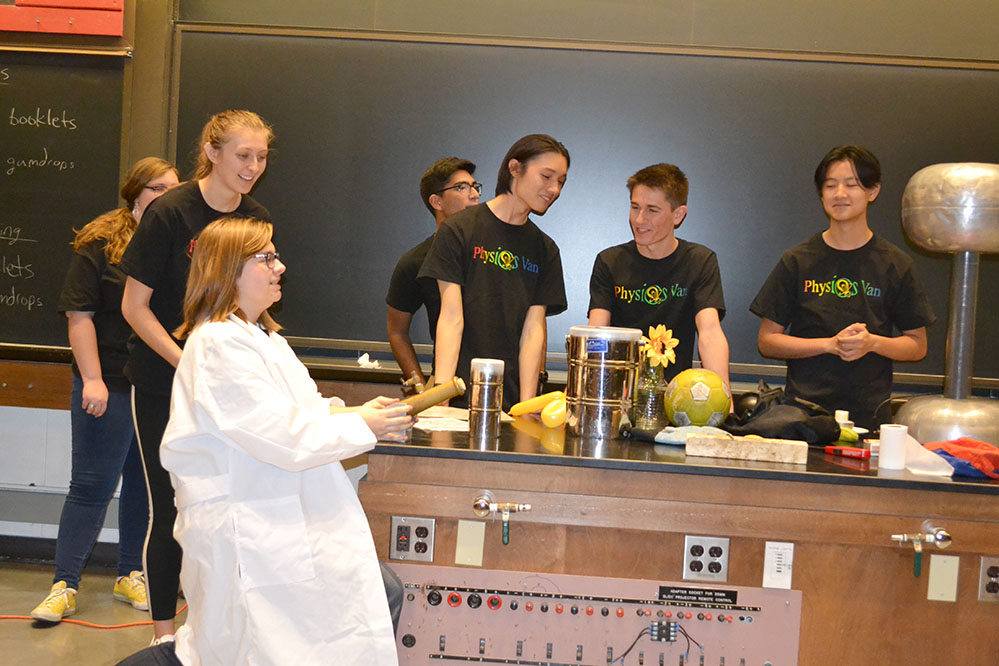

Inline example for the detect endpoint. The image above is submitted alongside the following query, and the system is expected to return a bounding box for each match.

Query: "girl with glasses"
[119,217,410,666]
[32,158,178,623]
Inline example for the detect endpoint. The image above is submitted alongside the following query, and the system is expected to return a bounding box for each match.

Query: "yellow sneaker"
[113,570,149,611]
[30,581,77,622]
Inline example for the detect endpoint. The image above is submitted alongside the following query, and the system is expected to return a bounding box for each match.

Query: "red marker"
[825,445,871,459]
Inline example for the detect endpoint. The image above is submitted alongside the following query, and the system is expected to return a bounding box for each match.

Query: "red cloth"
[925,437,999,479]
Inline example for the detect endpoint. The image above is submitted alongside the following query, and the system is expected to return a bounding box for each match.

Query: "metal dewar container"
[564,326,643,438]
[469,358,504,439]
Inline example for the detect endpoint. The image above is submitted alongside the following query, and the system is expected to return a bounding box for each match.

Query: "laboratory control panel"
[390,563,801,665]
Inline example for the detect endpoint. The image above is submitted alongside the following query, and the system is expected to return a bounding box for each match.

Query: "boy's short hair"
[627,163,689,210]
[419,157,476,215]
[814,145,881,194]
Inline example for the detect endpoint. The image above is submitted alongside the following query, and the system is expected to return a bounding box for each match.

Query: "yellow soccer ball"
[665,369,731,427]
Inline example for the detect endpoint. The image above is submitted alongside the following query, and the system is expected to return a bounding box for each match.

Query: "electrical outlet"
[978,556,999,603]
[390,516,435,562]
[683,535,730,582]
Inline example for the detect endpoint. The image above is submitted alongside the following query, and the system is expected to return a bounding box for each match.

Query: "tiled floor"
[0,562,187,666]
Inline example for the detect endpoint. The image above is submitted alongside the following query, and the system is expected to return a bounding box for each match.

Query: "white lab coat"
[161,316,398,666]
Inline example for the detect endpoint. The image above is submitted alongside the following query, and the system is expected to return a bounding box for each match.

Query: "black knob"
[570,606,579,615]
[510,600,519,610]
[601,607,609,616]
[468,593,482,608]
[427,590,442,606]
[540,603,549,613]
[401,634,416,648]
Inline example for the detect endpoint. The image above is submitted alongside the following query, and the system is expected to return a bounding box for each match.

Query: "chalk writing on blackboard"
[2,254,35,280]
[0,285,43,311]
[5,147,76,175]
[1,226,38,246]
[0,68,9,85]
[8,107,77,130]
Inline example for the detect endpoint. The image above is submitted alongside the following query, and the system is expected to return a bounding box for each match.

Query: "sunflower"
[640,324,679,368]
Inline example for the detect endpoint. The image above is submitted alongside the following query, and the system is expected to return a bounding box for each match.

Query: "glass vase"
[632,354,669,431]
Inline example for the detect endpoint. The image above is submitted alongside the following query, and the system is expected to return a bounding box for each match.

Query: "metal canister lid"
[470,358,505,382]
[567,325,643,341]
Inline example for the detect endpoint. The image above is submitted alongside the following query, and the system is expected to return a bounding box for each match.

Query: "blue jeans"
[53,376,149,588]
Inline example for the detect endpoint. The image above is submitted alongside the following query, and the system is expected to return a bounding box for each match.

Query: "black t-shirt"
[418,203,567,409]
[57,239,132,393]
[385,234,441,341]
[119,181,271,395]
[588,239,726,381]
[750,232,936,429]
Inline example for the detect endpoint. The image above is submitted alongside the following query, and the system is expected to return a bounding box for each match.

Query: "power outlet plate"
[683,535,730,582]
[390,516,436,562]
[978,556,999,602]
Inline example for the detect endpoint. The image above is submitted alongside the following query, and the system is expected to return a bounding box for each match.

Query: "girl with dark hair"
[120,110,273,643]
[419,134,570,410]
[31,158,178,623]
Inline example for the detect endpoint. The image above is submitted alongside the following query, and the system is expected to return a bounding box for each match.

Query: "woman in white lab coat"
[158,216,412,666]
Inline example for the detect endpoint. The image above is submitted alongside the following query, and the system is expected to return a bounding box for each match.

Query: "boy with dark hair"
[588,163,730,386]
[751,145,935,428]
[386,157,480,385]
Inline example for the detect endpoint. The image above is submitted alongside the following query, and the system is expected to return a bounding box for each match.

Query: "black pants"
[132,388,183,622]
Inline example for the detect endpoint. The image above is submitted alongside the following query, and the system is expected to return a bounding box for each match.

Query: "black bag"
[724,380,841,445]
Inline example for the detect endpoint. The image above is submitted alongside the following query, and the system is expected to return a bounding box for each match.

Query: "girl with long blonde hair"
[31,157,178,623]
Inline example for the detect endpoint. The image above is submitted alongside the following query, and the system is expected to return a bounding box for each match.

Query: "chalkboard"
[174,30,999,380]
[0,52,123,351]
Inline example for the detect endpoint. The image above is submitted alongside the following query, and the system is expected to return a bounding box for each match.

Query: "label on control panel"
[658,586,737,605]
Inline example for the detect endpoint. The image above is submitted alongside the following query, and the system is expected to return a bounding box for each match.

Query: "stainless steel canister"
[468,358,504,439]
[564,326,642,438]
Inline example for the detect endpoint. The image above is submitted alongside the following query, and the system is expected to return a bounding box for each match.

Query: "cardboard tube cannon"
[400,377,466,416]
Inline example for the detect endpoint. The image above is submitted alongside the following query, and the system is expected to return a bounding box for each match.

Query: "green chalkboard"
[0,52,123,353]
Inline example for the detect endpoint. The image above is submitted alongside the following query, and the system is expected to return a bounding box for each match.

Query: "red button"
[555,604,563,614]
[705,613,712,621]
[447,593,462,607]
[685,612,693,620]
[487,596,502,610]
[525,601,534,612]
[585,606,594,616]
[727,615,734,623]
[665,611,672,618]
[644,609,652,617]
[616,608,624,618]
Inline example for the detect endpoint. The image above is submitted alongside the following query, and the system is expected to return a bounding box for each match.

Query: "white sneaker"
[150,634,175,646]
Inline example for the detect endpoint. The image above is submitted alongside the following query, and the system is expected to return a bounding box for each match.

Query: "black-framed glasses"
[252,251,281,268]
[144,184,172,193]
[438,181,482,196]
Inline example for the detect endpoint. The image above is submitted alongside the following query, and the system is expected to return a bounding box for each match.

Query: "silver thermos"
[468,358,504,439]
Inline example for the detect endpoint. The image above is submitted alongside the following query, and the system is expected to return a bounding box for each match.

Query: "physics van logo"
[472,246,540,273]
[614,283,688,305]
[803,276,881,298]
